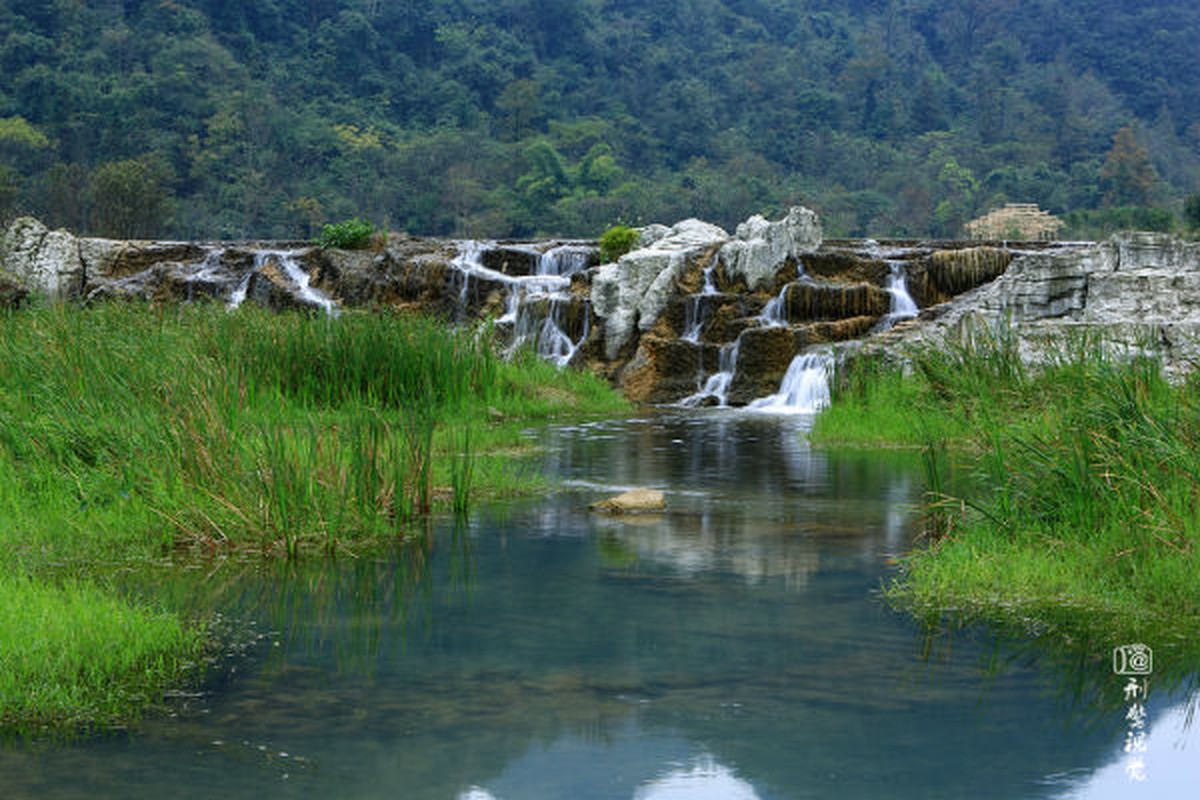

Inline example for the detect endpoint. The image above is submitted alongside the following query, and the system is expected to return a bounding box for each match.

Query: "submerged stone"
[589,488,666,515]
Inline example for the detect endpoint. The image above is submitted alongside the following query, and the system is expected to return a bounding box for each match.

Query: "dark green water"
[2,412,1197,799]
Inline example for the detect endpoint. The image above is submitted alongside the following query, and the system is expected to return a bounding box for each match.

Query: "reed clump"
[813,329,1200,640]
[0,302,627,728]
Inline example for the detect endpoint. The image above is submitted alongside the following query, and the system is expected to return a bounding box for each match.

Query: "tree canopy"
[1,0,1197,239]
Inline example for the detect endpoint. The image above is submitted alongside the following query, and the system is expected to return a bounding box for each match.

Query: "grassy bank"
[0,302,628,730]
[812,332,1200,648]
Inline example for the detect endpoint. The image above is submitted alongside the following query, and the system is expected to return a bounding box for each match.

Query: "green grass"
[0,302,628,728]
[0,574,202,731]
[813,330,1200,652]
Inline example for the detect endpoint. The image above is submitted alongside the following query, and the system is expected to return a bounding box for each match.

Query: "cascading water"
[878,261,918,331]
[537,245,593,277]
[679,338,741,408]
[747,351,833,414]
[758,284,789,327]
[226,249,337,315]
[451,242,592,369]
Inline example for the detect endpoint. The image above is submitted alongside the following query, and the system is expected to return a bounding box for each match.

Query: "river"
[2,412,1196,798]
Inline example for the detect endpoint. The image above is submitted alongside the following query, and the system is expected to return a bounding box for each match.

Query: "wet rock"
[589,488,666,515]
[481,245,539,277]
[906,247,1012,306]
[800,251,889,285]
[727,326,807,405]
[784,281,889,322]
[619,335,715,404]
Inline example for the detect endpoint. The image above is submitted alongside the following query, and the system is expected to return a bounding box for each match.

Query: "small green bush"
[318,217,376,249]
[599,224,640,263]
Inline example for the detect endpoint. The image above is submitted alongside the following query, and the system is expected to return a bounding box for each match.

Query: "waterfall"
[758,284,789,327]
[679,338,741,408]
[226,250,337,315]
[747,351,832,414]
[451,241,590,368]
[682,295,706,343]
[701,265,718,295]
[878,261,918,331]
[537,244,592,277]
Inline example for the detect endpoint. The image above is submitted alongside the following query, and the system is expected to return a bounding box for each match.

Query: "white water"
[747,351,832,414]
[679,338,741,408]
[225,250,337,315]
[537,244,592,277]
[452,241,591,368]
[758,284,789,327]
[878,261,918,331]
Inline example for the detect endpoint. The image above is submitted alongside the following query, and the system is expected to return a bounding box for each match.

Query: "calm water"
[3,412,1198,799]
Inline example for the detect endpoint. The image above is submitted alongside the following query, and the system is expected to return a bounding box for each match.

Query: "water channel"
[3,412,1197,798]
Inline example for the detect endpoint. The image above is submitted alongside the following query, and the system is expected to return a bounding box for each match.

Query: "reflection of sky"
[1055,697,1200,799]
[457,724,767,800]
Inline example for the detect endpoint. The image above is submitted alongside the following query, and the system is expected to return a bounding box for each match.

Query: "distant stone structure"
[965,203,1064,241]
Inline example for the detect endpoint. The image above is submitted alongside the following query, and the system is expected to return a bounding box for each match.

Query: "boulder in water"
[589,488,666,515]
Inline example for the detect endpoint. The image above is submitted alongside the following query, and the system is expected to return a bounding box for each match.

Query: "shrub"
[1185,193,1200,231]
[599,224,640,263]
[318,217,375,249]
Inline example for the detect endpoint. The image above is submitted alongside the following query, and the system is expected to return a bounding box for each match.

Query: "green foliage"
[815,331,1200,638]
[0,2,1199,237]
[598,225,640,264]
[317,217,375,249]
[90,158,174,239]
[0,302,626,726]
[1062,206,1175,238]
[1184,193,1200,230]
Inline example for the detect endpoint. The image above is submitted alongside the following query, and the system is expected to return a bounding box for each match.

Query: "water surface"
[3,412,1197,799]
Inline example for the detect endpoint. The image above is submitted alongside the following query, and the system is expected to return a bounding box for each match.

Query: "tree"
[1099,126,1159,207]
[1185,194,1200,231]
[90,158,174,238]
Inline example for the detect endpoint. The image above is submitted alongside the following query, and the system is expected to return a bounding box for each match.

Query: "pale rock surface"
[858,232,1200,380]
[719,206,822,291]
[591,218,728,359]
[1,217,84,299]
[589,488,666,514]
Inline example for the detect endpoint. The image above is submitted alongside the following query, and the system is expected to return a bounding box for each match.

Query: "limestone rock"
[591,218,728,360]
[906,247,1012,306]
[1,217,84,299]
[589,488,666,515]
[719,206,822,292]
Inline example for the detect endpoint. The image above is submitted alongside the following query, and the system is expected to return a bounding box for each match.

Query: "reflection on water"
[2,412,1198,798]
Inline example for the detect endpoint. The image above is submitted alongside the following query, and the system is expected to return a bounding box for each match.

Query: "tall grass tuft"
[815,328,1200,638]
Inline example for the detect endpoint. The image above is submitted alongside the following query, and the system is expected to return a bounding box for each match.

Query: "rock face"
[859,233,1200,379]
[14,210,1174,405]
[591,218,728,360]
[719,206,822,291]
[1,217,85,299]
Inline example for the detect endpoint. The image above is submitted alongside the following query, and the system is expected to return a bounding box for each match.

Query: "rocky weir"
[5,210,1196,406]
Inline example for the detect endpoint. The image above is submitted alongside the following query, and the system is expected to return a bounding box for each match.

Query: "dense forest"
[1,0,1199,240]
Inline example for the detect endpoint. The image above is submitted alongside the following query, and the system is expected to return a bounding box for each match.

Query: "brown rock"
[784,281,889,322]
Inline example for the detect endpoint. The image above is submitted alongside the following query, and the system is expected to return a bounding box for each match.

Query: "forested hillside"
[1,0,1198,239]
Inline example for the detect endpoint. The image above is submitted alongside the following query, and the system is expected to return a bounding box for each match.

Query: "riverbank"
[0,303,629,731]
[812,332,1200,649]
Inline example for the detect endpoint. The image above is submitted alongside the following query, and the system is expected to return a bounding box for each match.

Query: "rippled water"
[2,412,1197,798]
